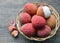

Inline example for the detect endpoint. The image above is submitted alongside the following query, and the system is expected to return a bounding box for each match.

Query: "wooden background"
[0,0,60,43]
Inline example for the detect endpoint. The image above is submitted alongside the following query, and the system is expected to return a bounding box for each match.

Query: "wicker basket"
[16,3,60,41]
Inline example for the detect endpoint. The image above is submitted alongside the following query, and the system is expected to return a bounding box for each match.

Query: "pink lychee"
[19,12,31,24]
[31,15,46,29]
[37,25,51,38]
[21,23,36,37]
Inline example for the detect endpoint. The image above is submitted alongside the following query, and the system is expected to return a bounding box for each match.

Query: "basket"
[16,3,60,41]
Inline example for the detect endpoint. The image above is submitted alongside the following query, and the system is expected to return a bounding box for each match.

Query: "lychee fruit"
[11,30,18,37]
[36,6,51,18]
[24,3,37,15]
[19,12,31,24]
[37,25,51,38]
[47,15,56,29]
[31,15,46,29]
[36,6,44,17]
[21,23,36,37]
[8,25,16,32]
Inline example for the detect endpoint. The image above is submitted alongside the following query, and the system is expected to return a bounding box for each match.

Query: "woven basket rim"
[16,3,60,41]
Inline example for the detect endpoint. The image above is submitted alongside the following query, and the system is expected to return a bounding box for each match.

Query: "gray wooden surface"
[0,0,60,43]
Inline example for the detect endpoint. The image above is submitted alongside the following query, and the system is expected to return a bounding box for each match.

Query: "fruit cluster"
[19,3,56,38]
[8,20,18,37]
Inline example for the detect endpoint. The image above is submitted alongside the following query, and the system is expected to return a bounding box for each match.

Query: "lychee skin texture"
[47,15,56,29]
[31,15,46,28]
[8,25,16,32]
[37,25,51,38]
[19,13,31,24]
[21,23,36,37]
[24,3,37,15]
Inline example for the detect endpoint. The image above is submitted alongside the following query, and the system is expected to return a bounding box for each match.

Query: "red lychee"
[19,12,31,24]
[24,3,37,15]
[31,15,46,29]
[8,25,16,32]
[21,23,36,37]
[37,25,51,38]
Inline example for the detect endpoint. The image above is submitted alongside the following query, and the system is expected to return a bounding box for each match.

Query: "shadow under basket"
[16,3,60,41]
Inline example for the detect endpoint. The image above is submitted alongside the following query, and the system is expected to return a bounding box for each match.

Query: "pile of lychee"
[19,3,56,38]
[8,20,18,37]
